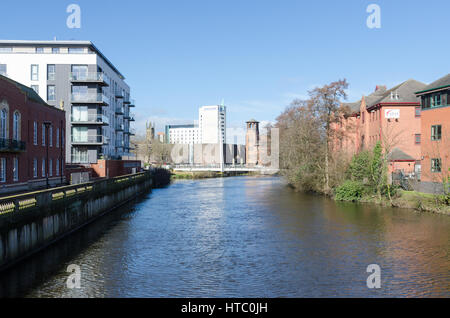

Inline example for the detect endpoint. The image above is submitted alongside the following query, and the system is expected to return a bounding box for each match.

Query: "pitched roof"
[415,74,450,94]
[366,79,426,108]
[0,74,49,106]
[387,148,415,161]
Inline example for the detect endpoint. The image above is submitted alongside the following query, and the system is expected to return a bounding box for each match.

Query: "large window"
[72,126,88,142]
[0,158,5,182]
[72,106,88,122]
[71,65,88,80]
[42,123,46,146]
[0,109,7,139]
[31,64,39,81]
[47,64,56,80]
[33,121,38,145]
[0,64,6,76]
[49,125,53,147]
[72,148,89,163]
[47,85,56,101]
[49,159,53,177]
[42,158,46,177]
[56,127,60,148]
[13,111,20,141]
[33,158,38,178]
[35,47,44,53]
[13,157,18,181]
[431,158,441,173]
[56,159,60,176]
[431,125,442,141]
[69,48,84,54]
[52,48,59,54]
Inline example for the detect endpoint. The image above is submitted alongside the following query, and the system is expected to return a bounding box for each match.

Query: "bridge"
[172,164,279,175]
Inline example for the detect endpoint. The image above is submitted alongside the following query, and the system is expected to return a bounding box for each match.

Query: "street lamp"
[43,121,51,189]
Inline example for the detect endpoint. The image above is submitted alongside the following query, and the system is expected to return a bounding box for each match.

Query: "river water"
[0,176,449,297]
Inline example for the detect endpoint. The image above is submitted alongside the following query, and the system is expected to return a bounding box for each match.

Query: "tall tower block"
[246,119,260,165]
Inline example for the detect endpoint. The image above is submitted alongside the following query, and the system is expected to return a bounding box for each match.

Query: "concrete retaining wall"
[0,172,152,272]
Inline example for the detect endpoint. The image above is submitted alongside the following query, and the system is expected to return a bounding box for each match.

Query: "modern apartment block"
[415,74,449,189]
[0,40,136,165]
[165,124,200,144]
[199,105,226,144]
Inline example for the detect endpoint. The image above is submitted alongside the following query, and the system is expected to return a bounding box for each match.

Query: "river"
[0,176,449,297]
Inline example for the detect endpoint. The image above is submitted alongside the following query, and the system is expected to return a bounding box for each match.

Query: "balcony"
[116,123,124,131]
[71,135,108,146]
[115,106,124,115]
[129,99,136,107]
[0,139,26,152]
[71,93,109,106]
[123,97,131,105]
[115,89,124,99]
[71,114,109,126]
[124,112,135,121]
[124,128,136,136]
[70,72,109,86]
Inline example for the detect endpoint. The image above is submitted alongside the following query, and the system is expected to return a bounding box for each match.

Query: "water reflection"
[0,176,449,297]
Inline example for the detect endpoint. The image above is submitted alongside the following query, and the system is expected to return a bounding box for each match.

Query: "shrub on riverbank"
[334,180,364,202]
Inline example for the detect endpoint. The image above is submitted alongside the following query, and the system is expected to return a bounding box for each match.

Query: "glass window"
[42,123,46,146]
[431,158,441,173]
[33,158,38,178]
[47,64,56,80]
[0,64,6,76]
[13,157,18,181]
[71,65,88,80]
[49,126,53,147]
[415,134,421,144]
[52,48,59,54]
[56,159,60,176]
[0,47,12,53]
[35,47,44,53]
[47,85,56,101]
[56,128,60,148]
[69,48,84,54]
[31,64,39,81]
[0,109,6,139]
[33,122,38,145]
[13,112,20,141]
[415,107,421,117]
[72,106,88,122]
[42,158,46,177]
[431,125,442,141]
[0,158,5,182]
[49,159,53,177]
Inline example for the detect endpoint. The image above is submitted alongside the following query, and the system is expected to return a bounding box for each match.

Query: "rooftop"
[366,79,426,108]
[0,40,125,80]
[415,74,450,95]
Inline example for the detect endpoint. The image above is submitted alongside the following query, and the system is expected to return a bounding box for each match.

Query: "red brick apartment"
[0,75,66,195]
[336,79,426,176]
[415,74,450,191]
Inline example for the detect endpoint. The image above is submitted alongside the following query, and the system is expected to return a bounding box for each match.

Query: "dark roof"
[415,74,450,94]
[247,118,259,123]
[366,79,426,108]
[0,74,51,107]
[387,148,415,161]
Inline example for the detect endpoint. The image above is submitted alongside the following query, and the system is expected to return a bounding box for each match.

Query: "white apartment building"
[165,125,200,144]
[0,40,136,164]
[199,105,226,144]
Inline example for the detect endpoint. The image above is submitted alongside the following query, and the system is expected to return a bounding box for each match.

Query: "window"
[52,48,59,54]
[56,159,60,176]
[49,125,53,147]
[31,85,39,94]
[431,125,442,141]
[0,64,6,76]
[431,158,441,173]
[47,64,56,80]
[415,107,421,117]
[13,157,18,181]
[47,85,56,101]
[62,129,65,148]
[69,48,84,54]
[0,48,12,53]
[71,65,88,80]
[13,111,20,141]
[42,123,46,146]
[415,134,421,144]
[72,106,88,122]
[56,127,60,148]
[33,158,37,178]
[49,159,53,177]
[42,158,46,177]
[33,122,38,145]
[0,109,6,139]
[0,158,5,183]
[31,64,39,81]
[35,47,44,53]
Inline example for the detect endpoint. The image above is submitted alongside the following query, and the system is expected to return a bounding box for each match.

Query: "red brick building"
[0,75,66,194]
[415,74,450,192]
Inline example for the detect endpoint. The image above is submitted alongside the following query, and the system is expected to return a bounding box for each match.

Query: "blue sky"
[1,0,449,139]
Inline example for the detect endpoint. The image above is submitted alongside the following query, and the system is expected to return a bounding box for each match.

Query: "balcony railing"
[70,72,109,86]
[116,123,124,131]
[124,128,136,135]
[115,89,124,98]
[129,99,135,107]
[71,93,109,105]
[71,114,109,125]
[115,107,124,115]
[0,139,26,152]
[71,135,107,145]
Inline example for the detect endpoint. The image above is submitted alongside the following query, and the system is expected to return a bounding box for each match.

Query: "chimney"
[375,85,386,92]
